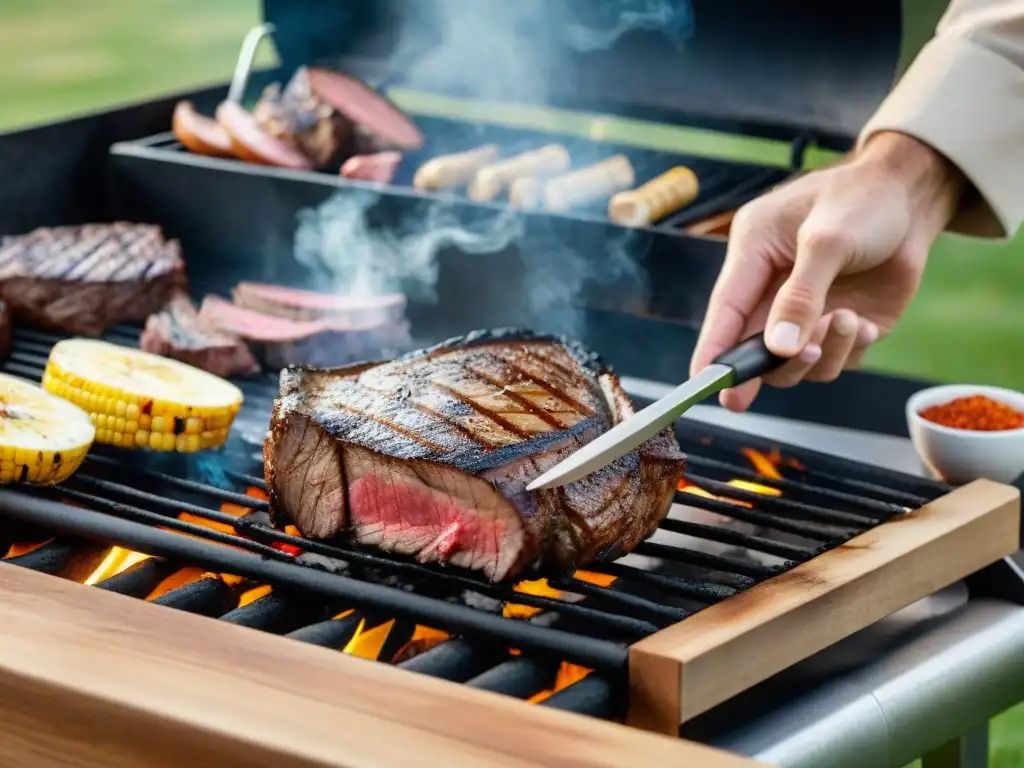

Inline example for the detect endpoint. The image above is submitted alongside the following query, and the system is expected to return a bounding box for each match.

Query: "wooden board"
[627,478,1021,734]
[0,562,765,768]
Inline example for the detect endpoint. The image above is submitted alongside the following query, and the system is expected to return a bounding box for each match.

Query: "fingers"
[806,308,858,381]
[843,319,879,371]
[764,221,849,357]
[690,203,777,377]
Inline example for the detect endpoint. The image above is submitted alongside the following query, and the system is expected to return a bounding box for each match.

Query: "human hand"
[690,131,965,412]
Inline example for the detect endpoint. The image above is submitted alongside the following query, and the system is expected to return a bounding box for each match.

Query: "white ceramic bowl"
[906,384,1024,485]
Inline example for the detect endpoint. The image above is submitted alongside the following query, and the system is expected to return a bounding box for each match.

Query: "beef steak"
[199,295,410,370]
[232,282,406,325]
[0,222,187,336]
[140,292,259,377]
[265,329,685,581]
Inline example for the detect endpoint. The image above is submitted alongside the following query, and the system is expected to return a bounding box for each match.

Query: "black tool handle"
[711,332,788,386]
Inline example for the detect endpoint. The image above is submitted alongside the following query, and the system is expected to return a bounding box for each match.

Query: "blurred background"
[0,0,1021,764]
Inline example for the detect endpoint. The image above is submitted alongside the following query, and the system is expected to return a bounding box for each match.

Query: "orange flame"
[3,540,52,558]
[83,547,152,585]
[528,662,593,703]
[343,618,396,660]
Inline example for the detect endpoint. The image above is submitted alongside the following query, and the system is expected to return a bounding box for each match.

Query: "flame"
[528,662,593,703]
[742,448,784,480]
[147,567,207,599]
[3,540,52,558]
[503,569,618,620]
[343,618,396,659]
[238,584,272,606]
[83,547,152,585]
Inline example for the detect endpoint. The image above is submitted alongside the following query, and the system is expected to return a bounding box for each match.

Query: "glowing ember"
[83,547,151,585]
[727,479,782,497]
[147,567,207,599]
[238,584,272,606]
[504,578,562,619]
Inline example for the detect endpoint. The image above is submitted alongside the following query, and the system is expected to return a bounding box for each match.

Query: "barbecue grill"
[1,0,1022,765]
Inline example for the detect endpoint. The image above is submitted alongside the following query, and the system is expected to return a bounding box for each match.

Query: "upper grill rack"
[0,324,952,718]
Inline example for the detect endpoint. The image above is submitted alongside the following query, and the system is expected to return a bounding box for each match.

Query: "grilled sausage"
[468,144,571,202]
[608,166,700,227]
[172,101,234,158]
[413,145,500,190]
[542,155,635,213]
[508,177,545,210]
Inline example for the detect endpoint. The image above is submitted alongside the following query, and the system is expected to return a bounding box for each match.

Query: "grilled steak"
[199,295,410,370]
[232,282,406,325]
[0,223,187,336]
[265,329,685,581]
[140,292,259,377]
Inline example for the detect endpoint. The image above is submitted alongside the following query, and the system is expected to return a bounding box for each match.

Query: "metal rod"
[286,614,363,649]
[685,473,879,527]
[540,675,619,719]
[672,491,846,541]
[632,541,780,580]
[465,657,557,698]
[681,454,906,517]
[228,23,276,104]
[593,562,738,604]
[657,518,818,561]
[397,639,508,682]
[549,577,688,623]
[0,492,631,671]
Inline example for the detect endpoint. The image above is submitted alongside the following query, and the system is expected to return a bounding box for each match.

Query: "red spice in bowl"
[918,395,1024,432]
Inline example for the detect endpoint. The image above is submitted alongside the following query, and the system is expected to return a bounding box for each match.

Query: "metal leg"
[922,722,990,768]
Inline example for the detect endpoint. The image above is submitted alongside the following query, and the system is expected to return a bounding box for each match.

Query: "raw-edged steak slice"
[231,282,406,325]
[140,292,259,377]
[264,328,685,582]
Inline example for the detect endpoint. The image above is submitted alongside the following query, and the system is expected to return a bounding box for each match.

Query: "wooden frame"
[0,562,764,768]
[627,478,1021,734]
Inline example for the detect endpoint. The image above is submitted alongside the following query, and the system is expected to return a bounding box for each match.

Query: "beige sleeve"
[857,0,1024,239]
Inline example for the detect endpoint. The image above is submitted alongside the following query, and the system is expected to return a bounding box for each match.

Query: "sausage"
[468,144,571,202]
[340,151,403,183]
[413,145,500,190]
[216,101,314,169]
[172,101,234,158]
[508,177,545,210]
[542,155,635,213]
[607,166,700,227]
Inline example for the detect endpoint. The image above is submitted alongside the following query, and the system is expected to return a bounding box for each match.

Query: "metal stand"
[922,723,989,768]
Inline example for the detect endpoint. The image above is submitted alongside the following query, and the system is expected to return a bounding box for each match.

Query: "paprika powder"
[919,394,1024,432]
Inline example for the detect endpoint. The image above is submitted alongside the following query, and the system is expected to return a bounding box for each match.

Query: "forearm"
[857,0,1024,239]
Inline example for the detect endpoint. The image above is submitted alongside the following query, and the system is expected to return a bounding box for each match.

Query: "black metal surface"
[264,0,902,149]
[0,326,952,721]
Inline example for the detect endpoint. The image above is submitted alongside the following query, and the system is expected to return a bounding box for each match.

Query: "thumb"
[765,224,847,356]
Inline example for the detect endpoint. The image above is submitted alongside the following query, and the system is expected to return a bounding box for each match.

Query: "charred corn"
[43,339,243,453]
[608,166,699,227]
[0,372,95,485]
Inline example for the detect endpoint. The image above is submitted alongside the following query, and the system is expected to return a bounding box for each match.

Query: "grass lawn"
[2,1,1022,763]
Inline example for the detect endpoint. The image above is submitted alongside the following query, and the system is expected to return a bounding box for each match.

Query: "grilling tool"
[526,332,787,490]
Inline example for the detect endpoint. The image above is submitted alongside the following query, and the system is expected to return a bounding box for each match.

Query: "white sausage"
[467,144,571,202]
[542,155,635,213]
[413,145,500,190]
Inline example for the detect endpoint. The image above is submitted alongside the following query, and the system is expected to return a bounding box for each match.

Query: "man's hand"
[690,131,965,412]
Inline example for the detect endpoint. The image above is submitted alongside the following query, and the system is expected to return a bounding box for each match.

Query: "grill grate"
[0,325,952,718]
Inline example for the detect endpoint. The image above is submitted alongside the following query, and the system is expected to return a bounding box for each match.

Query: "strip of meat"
[340,151,403,184]
[231,282,406,325]
[198,295,410,370]
[265,328,685,582]
[0,222,187,336]
[140,292,259,377]
[172,101,233,158]
[216,101,313,170]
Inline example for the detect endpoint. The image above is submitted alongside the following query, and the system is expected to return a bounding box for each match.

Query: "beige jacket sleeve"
[857,0,1024,239]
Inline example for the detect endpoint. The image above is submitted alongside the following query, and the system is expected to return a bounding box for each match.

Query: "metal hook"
[227,22,277,104]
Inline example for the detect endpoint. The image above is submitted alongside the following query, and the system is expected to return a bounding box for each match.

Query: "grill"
[1,0,1021,763]
[3,323,1010,734]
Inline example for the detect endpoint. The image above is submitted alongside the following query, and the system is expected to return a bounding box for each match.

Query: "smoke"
[562,0,695,52]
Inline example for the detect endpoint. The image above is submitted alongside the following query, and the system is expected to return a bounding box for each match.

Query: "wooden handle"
[0,562,765,767]
[543,155,636,213]
[468,144,571,202]
[413,144,500,190]
[627,479,1021,734]
[608,166,699,227]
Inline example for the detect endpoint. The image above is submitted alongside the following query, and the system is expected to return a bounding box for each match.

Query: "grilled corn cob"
[43,339,243,453]
[0,372,95,484]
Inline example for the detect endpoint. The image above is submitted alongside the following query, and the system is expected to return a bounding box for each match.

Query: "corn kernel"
[148,432,162,450]
[126,420,138,434]
[126,404,140,421]
[140,414,152,430]
[151,416,166,434]
[160,433,175,451]
[135,430,148,448]
[115,401,127,417]
[186,418,202,435]
[115,418,126,433]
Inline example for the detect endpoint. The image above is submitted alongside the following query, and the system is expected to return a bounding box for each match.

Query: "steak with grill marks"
[265,329,685,582]
[140,292,259,377]
[0,223,187,336]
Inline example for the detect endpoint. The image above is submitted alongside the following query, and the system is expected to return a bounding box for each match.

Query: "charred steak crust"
[265,329,685,582]
[0,223,187,336]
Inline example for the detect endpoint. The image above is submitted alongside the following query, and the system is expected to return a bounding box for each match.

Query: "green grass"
[1,2,1022,761]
